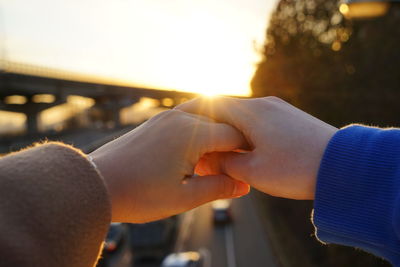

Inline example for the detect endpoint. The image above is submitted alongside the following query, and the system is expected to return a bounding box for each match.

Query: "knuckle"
[164,109,182,118]
[156,109,183,121]
[250,96,283,113]
[149,110,170,121]
[264,96,284,103]
[148,110,189,131]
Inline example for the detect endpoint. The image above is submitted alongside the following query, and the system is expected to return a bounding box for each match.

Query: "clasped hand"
[90,97,337,223]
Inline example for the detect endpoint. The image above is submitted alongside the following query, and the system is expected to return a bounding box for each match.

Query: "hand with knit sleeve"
[313,125,400,265]
[0,110,249,267]
[89,109,250,223]
[177,96,400,264]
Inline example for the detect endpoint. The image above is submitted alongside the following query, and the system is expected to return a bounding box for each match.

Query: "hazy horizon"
[0,0,277,96]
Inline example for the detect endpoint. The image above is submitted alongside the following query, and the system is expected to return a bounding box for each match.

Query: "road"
[176,192,279,267]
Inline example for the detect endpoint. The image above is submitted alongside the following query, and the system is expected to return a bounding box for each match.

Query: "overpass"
[0,61,199,134]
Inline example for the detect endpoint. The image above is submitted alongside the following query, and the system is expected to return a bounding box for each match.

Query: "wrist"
[88,151,121,222]
[309,125,338,199]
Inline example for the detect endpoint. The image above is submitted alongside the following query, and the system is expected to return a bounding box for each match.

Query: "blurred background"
[1,0,399,266]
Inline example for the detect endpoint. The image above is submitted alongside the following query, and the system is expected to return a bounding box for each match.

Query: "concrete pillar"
[26,110,39,135]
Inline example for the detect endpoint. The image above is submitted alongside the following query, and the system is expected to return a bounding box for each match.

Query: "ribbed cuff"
[313,125,400,265]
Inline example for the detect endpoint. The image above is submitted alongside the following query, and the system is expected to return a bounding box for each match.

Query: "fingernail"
[232,181,250,197]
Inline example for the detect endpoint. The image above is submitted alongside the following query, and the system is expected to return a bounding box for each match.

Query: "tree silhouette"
[252,1,399,266]
[252,0,400,127]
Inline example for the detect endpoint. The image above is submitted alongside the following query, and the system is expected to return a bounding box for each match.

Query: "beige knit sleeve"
[0,142,112,267]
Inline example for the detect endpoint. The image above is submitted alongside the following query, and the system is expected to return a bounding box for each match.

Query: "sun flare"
[1,0,272,97]
[200,90,219,97]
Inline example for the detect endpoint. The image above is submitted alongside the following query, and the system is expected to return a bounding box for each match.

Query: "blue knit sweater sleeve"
[313,125,400,265]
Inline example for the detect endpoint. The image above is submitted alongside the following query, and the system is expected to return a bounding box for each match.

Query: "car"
[161,251,203,267]
[128,217,178,264]
[211,199,232,225]
[97,223,129,267]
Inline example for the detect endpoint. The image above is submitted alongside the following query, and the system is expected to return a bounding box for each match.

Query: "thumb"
[182,175,250,207]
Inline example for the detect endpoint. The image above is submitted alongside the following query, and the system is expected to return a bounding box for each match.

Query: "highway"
[175,192,279,267]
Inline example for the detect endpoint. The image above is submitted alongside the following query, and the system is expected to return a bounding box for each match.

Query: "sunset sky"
[0,0,277,96]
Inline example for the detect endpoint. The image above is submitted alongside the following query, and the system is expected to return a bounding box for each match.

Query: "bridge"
[0,61,199,134]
